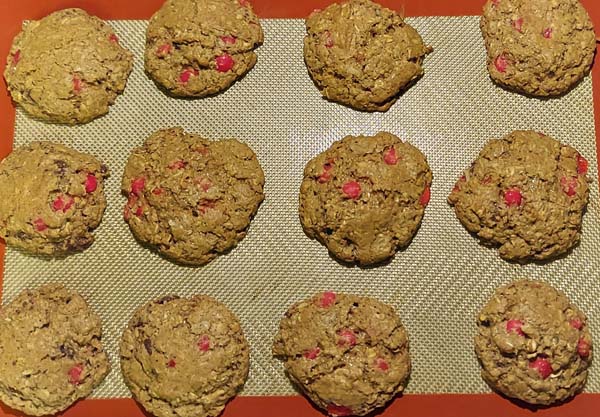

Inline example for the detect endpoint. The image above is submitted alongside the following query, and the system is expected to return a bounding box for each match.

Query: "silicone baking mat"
[1,1,600,416]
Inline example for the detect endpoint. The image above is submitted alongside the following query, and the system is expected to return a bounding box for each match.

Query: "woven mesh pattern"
[3,17,599,398]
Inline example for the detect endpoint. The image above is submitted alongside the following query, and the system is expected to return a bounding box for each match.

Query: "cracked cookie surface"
[273,292,410,416]
[4,8,133,124]
[0,283,110,416]
[120,295,249,417]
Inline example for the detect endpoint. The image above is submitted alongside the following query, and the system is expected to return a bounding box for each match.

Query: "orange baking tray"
[0,1,599,416]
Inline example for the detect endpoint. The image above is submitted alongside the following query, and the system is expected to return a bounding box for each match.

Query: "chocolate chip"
[55,160,67,175]
[156,295,179,304]
[144,338,152,354]
[60,344,75,359]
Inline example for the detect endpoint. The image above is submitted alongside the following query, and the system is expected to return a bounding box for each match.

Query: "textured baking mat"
[3,16,599,398]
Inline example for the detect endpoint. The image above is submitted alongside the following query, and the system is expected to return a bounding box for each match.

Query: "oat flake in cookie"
[0,141,109,255]
[299,132,432,265]
[273,292,411,416]
[0,284,110,416]
[4,8,133,124]
[120,295,249,417]
[145,0,263,97]
[476,280,592,405]
[480,0,596,97]
[448,130,590,262]
[122,127,264,265]
[304,0,432,112]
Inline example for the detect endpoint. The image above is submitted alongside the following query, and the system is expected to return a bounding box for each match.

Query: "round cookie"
[0,284,110,416]
[299,132,432,265]
[304,0,432,112]
[476,279,592,405]
[4,8,134,124]
[120,295,249,417]
[448,130,590,261]
[145,0,263,97]
[480,0,596,97]
[121,127,264,265]
[273,292,411,416]
[0,141,109,255]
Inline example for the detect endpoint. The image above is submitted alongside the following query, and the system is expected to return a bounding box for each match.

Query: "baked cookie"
[448,130,590,261]
[120,295,249,417]
[304,0,432,112]
[4,8,133,124]
[121,127,264,265]
[0,141,109,255]
[145,0,263,97]
[480,0,596,97]
[299,132,432,265]
[476,279,592,405]
[0,284,110,416]
[273,292,410,416]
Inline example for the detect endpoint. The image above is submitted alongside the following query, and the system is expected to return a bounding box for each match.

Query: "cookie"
[0,284,110,416]
[299,132,432,265]
[121,127,264,265]
[476,279,592,405]
[480,0,596,97]
[0,141,109,255]
[4,8,133,124]
[120,295,249,417]
[448,130,590,261]
[273,292,410,416]
[145,0,263,97]
[304,0,432,112]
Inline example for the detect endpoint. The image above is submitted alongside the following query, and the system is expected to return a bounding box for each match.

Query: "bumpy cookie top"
[299,132,432,265]
[0,284,110,416]
[120,295,249,417]
[4,8,133,124]
[121,127,264,265]
[480,0,596,96]
[273,292,410,416]
[145,0,263,97]
[304,0,432,111]
[448,130,589,261]
[0,141,109,255]
[476,280,592,405]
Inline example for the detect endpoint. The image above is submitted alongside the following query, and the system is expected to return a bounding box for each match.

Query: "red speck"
[168,160,187,170]
[179,67,199,83]
[570,318,583,330]
[319,291,336,308]
[152,188,163,195]
[482,176,492,185]
[72,76,84,94]
[157,44,172,56]
[303,347,320,360]
[239,0,250,7]
[198,335,211,352]
[131,177,145,196]
[11,49,20,66]
[543,28,553,39]
[194,146,209,155]
[494,54,508,73]
[452,175,466,193]
[199,201,216,214]
[124,207,131,220]
[135,206,144,217]
[63,196,75,211]
[419,186,431,207]
[512,18,523,32]
[323,30,334,48]
[197,178,212,192]
[221,35,237,44]
[167,359,176,368]
[504,188,522,206]
[506,319,525,336]
[215,54,235,72]
[85,174,98,193]
[337,329,357,347]
[326,404,353,417]
[560,176,578,197]
[342,181,361,199]
[491,0,500,5]
[68,364,84,385]
[109,34,119,43]
[33,218,47,232]
[375,357,389,371]
[529,357,552,379]
[577,154,588,175]
[577,338,591,358]
[383,147,398,165]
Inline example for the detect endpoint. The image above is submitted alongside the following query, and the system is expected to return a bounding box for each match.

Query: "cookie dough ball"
[304,0,432,111]
[476,279,592,405]
[0,284,110,416]
[273,292,410,416]
[121,127,264,265]
[4,8,134,124]
[0,141,109,255]
[120,295,249,417]
[448,130,590,261]
[299,132,432,265]
[145,0,263,97]
[480,0,596,97]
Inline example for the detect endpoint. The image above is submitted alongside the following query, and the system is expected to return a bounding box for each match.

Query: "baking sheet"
[3,16,599,398]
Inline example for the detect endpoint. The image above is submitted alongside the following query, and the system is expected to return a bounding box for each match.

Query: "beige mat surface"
[3,16,599,397]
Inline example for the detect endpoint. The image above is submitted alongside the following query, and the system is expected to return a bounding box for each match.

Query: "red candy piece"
[33,218,47,232]
[135,206,144,217]
[342,181,361,199]
[317,162,334,183]
[215,54,235,72]
[85,174,98,193]
[169,160,187,170]
[577,338,591,358]
[506,319,525,336]
[504,188,522,206]
[303,347,320,360]
[419,186,431,207]
[157,44,172,56]
[152,188,163,195]
[52,195,65,212]
[167,359,176,368]
[512,17,523,32]
[72,76,84,94]
[198,335,211,352]
[11,49,20,66]
[543,28,553,39]
[319,291,336,308]
[383,147,398,165]
[375,357,389,371]
[560,176,577,197]
[494,54,508,73]
[221,35,237,44]
[179,67,199,83]
[337,329,357,347]
[323,30,334,48]
[131,177,145,196]
[109,34,119,43]
[327,404,353,417]
[68,364,84,385]
[577,154,588,175]
[529,357,552,379]
[570,318,583,330]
